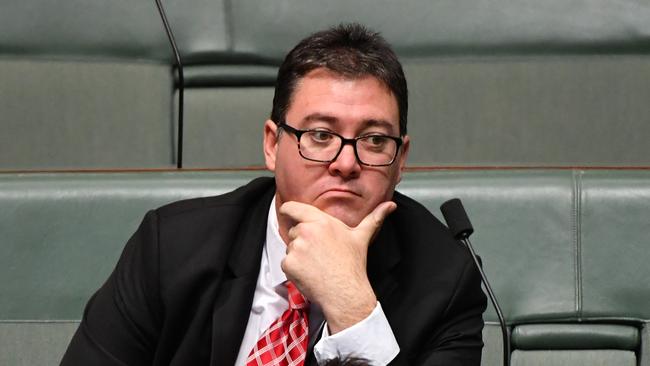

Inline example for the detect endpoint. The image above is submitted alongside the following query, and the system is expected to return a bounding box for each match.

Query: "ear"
[263,119,279,171]
[395,135,410,183]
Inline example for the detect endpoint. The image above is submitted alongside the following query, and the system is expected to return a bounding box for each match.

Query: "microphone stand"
[154,0,184,169]
[441,199,511,366]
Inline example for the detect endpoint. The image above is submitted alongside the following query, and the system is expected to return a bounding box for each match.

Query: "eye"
[308,130,334,143]
[365,135,389,147]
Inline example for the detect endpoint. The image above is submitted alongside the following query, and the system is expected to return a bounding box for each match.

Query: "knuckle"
[289,238,305,252]
[293,223,309,238]
[281,253,300,276]
[288,226,297,239]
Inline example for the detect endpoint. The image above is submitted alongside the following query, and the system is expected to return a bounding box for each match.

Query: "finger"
[287,225,298,240]
[285,235,301,254]
[285,238,294,254]
[279,201,326,224]
[356,201,397,239]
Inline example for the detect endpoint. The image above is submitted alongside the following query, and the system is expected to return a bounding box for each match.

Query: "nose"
[328,143,361,179]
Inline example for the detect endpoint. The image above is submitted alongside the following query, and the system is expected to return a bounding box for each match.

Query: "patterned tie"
[247,281,310,366]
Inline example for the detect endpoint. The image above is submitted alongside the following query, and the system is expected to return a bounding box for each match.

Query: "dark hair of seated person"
[322,356,370,366]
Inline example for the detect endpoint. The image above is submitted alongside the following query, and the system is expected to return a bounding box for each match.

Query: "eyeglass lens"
[299,131,397,165]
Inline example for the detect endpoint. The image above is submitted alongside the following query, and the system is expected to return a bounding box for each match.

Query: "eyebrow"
[302,113,397,134]
[303,113,338,124]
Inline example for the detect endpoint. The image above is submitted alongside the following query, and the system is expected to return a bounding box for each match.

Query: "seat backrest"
[3,0,650,169]
[2,169,650,365]
[399,169,650,366]
[0,0,227,170]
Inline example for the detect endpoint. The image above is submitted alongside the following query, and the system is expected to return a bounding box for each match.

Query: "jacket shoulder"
[392,191,450,236]
[154,176,275,219]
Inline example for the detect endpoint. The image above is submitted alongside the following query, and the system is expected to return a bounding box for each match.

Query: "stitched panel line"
[573,169,584,319]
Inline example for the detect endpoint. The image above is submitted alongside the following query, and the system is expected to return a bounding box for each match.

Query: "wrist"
[322,286,377,334]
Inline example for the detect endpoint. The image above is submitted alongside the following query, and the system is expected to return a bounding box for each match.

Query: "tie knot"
[286,281,308,310]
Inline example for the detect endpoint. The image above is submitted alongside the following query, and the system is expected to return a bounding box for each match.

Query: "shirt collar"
[265,195,288,288]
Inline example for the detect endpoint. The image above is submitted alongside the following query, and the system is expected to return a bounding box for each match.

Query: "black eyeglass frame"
[277,122,404,167]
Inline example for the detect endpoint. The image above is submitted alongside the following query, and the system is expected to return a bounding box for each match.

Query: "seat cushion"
[512,323,639,350]
[511,349,636,366]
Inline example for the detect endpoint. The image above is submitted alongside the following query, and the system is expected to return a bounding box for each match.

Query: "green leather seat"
[2,169,650,365]
[399,170,650,366]
[3,1,650,169]
[0,171,264,364]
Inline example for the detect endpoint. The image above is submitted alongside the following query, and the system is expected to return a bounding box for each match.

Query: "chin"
[322,205,365,227]
[313,194,371,226]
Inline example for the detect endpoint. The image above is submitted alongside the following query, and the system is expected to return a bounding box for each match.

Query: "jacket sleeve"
[412,256,488,366]
[60,210,162,366]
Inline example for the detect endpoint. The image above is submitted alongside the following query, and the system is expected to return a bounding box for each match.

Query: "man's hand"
[279,201,397,334]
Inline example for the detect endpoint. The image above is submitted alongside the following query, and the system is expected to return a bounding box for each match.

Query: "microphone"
[155,0,185,169]
[440,198,510,366]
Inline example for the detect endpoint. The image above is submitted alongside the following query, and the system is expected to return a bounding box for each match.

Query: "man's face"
[264,68,410,229]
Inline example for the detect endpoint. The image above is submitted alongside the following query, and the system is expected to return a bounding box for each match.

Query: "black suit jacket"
[61,177,486,366]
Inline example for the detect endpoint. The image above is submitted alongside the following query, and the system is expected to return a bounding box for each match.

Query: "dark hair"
[271,23,408,136]
[322,356,370,366]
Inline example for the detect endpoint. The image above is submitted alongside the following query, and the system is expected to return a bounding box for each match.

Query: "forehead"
[287,68,399,132]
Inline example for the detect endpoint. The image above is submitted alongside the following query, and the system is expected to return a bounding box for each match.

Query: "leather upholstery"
[228,0,650,61]
[512,324,639,350]
[0,0,228,63]
[0,171,265,319]
[580,171,650,319]
[3,1,650,169]
[6,0,649,63]
[0,60,174,170]
[398,170,577,323]
[2,169,649,365]
[511,349,636,366]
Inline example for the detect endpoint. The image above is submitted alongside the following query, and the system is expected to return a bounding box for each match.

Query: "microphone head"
[440,198,474,240]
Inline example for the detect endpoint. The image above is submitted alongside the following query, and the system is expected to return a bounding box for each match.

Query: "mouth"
[319,187,362,198]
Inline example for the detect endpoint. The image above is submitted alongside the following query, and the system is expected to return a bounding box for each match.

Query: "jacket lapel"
[209,185,275,366]
[367,216,401,303]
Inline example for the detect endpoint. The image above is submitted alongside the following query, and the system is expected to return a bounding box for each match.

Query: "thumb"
[356,201,397,240]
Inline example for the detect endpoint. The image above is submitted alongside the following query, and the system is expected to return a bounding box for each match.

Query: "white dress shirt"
[234,197,400,365]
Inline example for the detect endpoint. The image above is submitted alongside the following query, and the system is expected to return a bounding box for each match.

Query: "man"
[61,23,486,366]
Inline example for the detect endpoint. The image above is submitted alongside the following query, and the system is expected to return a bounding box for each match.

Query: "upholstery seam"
[573,169,583,320]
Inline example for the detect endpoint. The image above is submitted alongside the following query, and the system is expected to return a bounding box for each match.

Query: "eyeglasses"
[278,122,403,167]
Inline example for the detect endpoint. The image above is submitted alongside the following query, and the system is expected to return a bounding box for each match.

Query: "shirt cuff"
[313,302,400,366]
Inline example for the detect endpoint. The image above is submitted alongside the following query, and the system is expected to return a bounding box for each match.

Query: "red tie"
[246,281,310,366]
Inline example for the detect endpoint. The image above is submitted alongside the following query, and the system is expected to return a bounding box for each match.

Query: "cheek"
[274,143,300,177]
[275,157,321,201]
[367,168,399,198]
